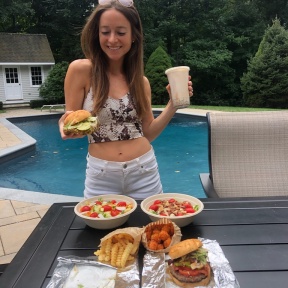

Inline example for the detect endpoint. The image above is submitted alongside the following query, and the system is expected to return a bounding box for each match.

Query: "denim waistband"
[87,147,155,170]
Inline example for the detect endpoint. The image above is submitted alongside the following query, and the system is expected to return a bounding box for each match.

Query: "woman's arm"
[59,59,91,139]
[142,76,193,142]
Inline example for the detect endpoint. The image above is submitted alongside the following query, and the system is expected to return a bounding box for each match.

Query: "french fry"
[94,232,138,268]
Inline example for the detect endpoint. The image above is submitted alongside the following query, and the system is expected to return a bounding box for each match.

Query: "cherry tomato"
[182,202,192,208]
[102,205,112,211]
[117,201,127,207]
[149,204,159,211]
[95,200,102,205]
[168,198,176,203]
[80,205,91,212]
[111,210,120,217]
[110,200,117,204]
[154,200,162,205]
[90,212,98,218]
[177,212,185,216]
[160,211,167,216]
[185,207,196,213]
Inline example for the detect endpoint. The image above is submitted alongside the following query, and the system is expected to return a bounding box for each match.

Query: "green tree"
[145,46,172,105]
[39,61,69,103]
[241,18,288,108]
[29,0,93,62]
[0,0,34,32]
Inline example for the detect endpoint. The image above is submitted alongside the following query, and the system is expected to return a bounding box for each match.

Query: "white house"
[0,33,55,108]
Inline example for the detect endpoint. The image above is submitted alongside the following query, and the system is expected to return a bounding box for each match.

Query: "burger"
[63,110,99,135]
[168,239,211,287]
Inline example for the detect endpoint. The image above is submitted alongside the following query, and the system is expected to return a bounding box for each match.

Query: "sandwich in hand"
[168,239,211,287]
[63,110,99,135]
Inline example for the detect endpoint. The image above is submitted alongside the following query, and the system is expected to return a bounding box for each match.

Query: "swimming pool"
[0,113,208,198]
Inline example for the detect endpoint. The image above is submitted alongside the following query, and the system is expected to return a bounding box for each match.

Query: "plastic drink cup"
[165,66,190,109]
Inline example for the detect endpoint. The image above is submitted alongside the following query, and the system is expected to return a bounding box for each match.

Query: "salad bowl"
[140,193,204,227]
[74,194,137,229]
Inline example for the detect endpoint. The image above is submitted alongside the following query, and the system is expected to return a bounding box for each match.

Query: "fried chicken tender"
[148,239,158,250]
[164,237,171,248]
[145,223,174,251]
[159,230,170,241]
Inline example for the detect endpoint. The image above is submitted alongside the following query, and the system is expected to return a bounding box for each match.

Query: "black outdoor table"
[1,196,288,288]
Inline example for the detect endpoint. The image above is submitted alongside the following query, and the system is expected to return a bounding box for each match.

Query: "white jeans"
[84,147,163,200]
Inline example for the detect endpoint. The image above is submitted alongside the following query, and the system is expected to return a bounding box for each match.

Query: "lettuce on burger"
[63,110,99,135]
[168,239,211,287]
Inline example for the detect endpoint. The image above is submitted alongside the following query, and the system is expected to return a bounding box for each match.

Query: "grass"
[153,105,283,112]
[0,105,284,114]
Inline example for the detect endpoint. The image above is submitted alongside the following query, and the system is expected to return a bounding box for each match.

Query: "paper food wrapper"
[99,227,144,251]
[141,219,182,253]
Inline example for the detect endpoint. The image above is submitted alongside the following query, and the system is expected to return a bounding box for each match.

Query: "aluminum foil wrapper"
[46,256,140,288]
[142,238,240,288]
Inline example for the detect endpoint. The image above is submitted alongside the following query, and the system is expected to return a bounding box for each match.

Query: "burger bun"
[169,239,202,260]
[64,110,91,126]
[63,110,99,136]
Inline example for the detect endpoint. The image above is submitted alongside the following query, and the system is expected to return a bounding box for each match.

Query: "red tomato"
[117,201,127,207]
[185,207,196,213]
[95,200,102,205]
[149,204,159,211]
[160,211,167,216]
[102,205,112,211]
[111,210,120,217]
[154,200,162,205]
[182,202,192,208]
[80,206,91,212]
[110,200,117,204]
[90,212,98,218]
[178,266,208,277]
[168,198,176,203]
[177,212,185,216]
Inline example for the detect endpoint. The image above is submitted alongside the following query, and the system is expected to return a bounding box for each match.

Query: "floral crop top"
[82,89,144,143]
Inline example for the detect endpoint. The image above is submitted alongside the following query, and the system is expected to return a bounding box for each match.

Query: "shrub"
[145,46,172,105]
[39,61,69,103]
[241,18,288,108]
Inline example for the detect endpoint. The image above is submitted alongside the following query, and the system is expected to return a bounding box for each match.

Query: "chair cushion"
[209,111,288,197]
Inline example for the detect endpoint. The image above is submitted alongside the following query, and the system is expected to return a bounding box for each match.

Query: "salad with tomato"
[148,198,199,217]
[79,198,134,219]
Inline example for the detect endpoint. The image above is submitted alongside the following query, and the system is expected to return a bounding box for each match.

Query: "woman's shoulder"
[68,59,92,73]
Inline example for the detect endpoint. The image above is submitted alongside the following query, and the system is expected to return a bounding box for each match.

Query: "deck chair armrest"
[199,173,219,198]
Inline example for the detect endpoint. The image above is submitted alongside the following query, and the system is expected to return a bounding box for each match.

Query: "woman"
[59,0,193,200]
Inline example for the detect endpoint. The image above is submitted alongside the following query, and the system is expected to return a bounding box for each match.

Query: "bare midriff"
[88,137,151,162]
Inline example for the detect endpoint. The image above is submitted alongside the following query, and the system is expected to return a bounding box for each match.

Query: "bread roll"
[64,110,91,125]
[169,239,202,259]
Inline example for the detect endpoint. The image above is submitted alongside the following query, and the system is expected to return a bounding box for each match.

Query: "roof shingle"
[0,33,55,63]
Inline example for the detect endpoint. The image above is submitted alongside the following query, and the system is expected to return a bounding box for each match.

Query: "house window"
[5,68,19,83]
[30,66,43,86]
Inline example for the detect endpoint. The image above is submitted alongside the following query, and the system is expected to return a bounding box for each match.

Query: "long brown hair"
[81,1,149,119]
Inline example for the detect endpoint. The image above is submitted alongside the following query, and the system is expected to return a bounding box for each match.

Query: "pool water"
[0,114,208,198]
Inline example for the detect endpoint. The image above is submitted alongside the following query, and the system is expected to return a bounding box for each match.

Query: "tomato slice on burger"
[178,266,209,277]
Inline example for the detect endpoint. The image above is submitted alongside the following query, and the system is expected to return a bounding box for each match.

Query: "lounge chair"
[199,111,288,198]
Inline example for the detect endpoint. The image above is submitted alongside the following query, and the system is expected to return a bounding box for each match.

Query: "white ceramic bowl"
[140,193,204,227]
[74,195,137,229]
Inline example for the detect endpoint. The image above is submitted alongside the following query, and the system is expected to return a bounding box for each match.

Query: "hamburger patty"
[169,267,207,283]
